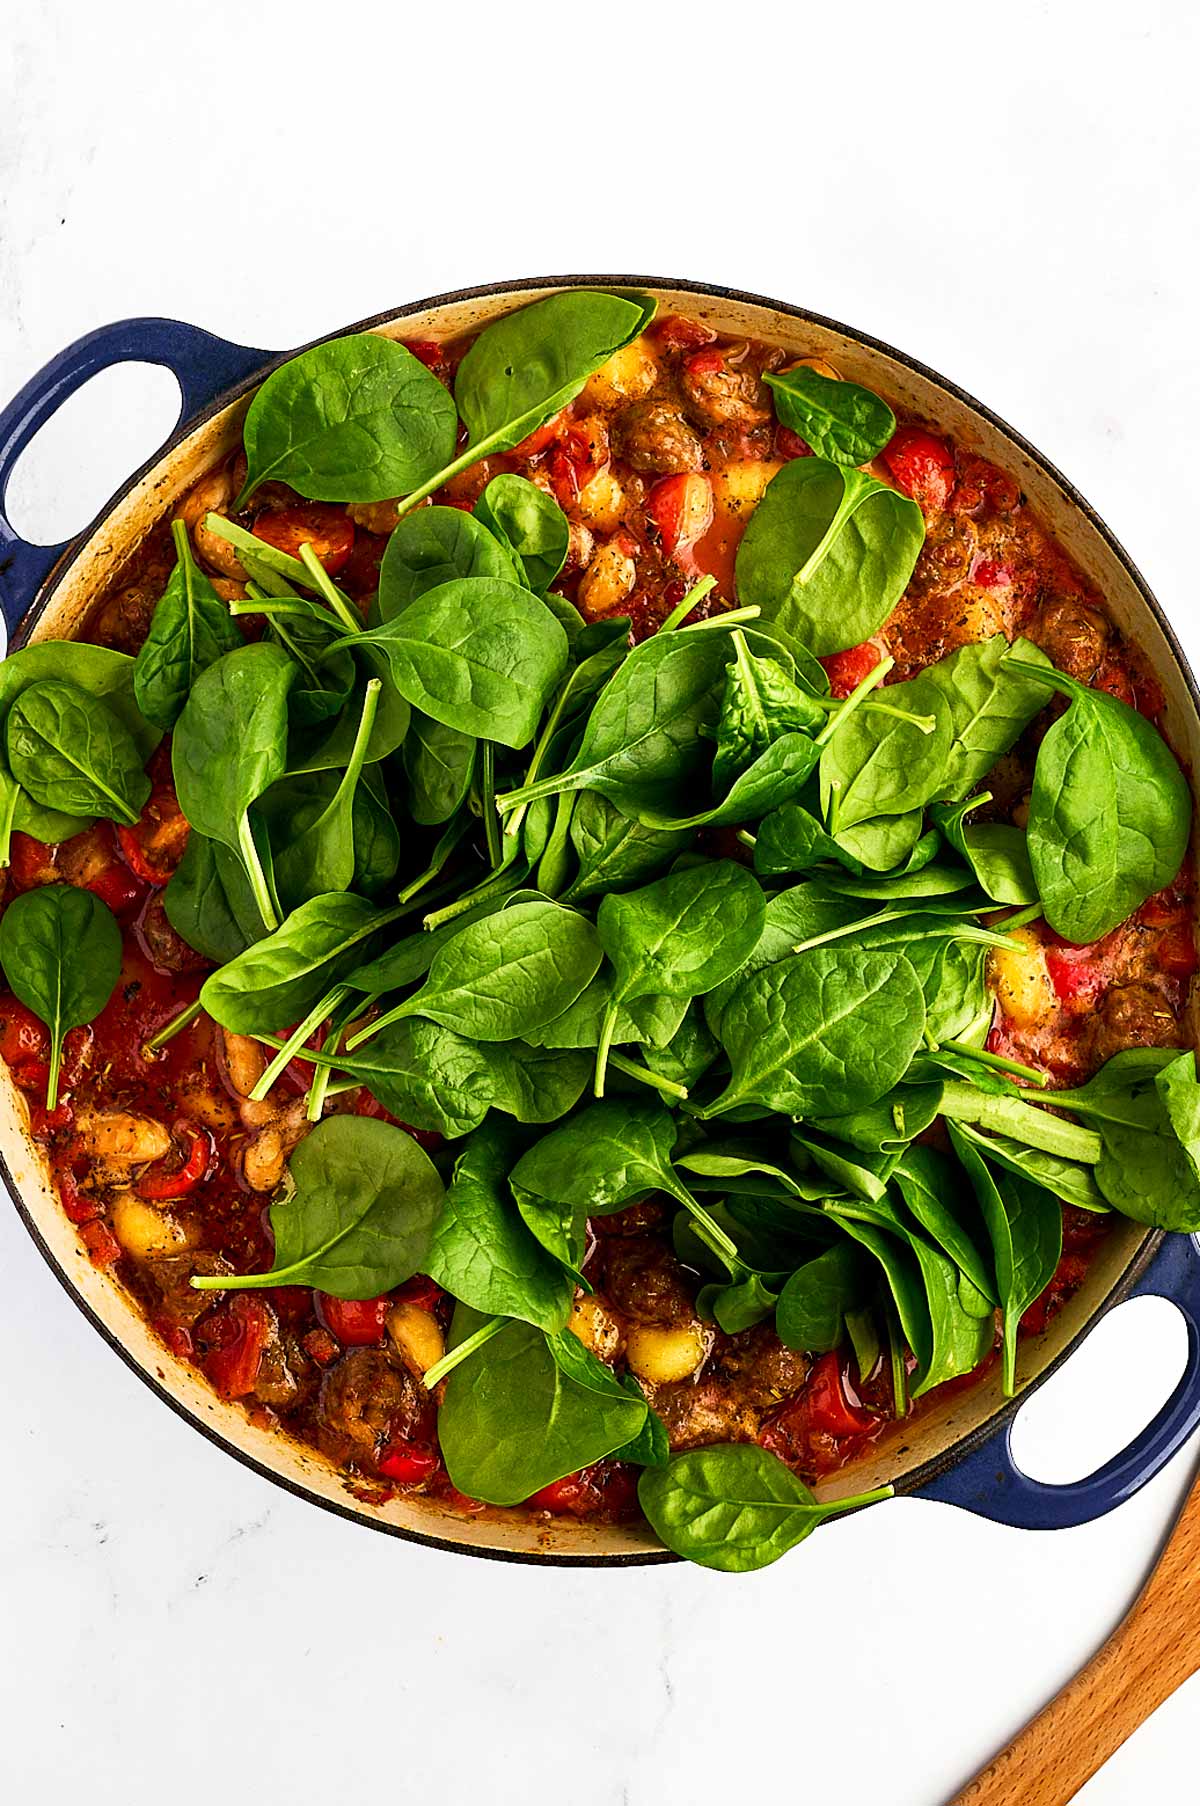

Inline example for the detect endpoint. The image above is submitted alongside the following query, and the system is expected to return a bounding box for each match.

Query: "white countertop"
[2,3,1198,1799]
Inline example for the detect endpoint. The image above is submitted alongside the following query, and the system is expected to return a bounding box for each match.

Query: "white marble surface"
[2,3,1199,1799]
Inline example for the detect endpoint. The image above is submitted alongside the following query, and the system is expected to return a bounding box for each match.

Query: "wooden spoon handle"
[950,1468,1200,1806]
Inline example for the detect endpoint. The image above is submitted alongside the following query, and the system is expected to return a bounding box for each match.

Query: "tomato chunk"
[819,640,885,698]
[7,832,58,891]
[203,1296,272,1398]
[802,1351,878,1439]
[0,996,49,1068]
[651,314,717,354]
[882,426,956,517]
[527,1462,639,1517]
[253,504,354,576]
[317,1293,391,1346]
[775,425,812,462]
[646,472,714,558]
[509,410,566,461]
[137,1120,212,1201]
[377,1440,439,1485]
[117,777,189,887]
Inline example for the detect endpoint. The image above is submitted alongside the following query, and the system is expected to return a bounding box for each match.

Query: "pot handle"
[0,317,272,639]
[918,1232,1200,1529]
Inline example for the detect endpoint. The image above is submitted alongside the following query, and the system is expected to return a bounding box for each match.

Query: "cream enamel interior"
[6,280,1194,1562]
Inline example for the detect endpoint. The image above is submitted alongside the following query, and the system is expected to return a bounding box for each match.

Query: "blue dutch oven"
[2,280,1198,1562]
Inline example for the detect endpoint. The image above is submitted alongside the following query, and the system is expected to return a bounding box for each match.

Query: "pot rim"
[4,272,1192,1564]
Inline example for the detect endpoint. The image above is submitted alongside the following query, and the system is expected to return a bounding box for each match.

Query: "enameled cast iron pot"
[3,277,1200,1565]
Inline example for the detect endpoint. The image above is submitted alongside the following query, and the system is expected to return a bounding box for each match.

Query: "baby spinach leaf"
[426,1122,573,1332]
[164,831,266,963]
[0,884,121,1107]
[397,290,654,517]
[0,640,159,762]
[947,1122,1107,1215]
[263,680,381,909]
[475,474,570,595]
[524,974,689,1053]
[712,629,826,792]
[776,1242,870,1353]
[1052,1049,1200,1229]
[820,637,1051,830]
[947,1123,1062,1393]
[891,1143,998,1304]
[642,734,822,833]
[286,648,411,774]
[173,642,298,929]
[1008,658,1192,942]
[237,332,458,506]
[133,519,244,729]
[546,1333,668,1468]
[7,681,150,827]
[736,458,924,656]
[366,899,602,1044]
[597,860,766,1007]
[595,860,765,1091]
[438,1310,649,1506]
[200,892,400,1033]
[930,795,1037,905]
[562,792,693,903]
[192,1116,442,1297]
[834,810,925,873]
[642,1004,721,1090]
[764,366,896,465]
[753,802,864,877]
[638,1444,891,1572]
[497,626,731,823]
[401,710,476,825]
[701,946,925,1120]
[341,578,568,750]
[511,1098,695,1219]
[377,505,520,620]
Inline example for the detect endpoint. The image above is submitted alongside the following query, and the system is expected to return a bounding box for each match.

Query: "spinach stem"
[0,775,18,872]
[146,997,203,1052]
[887,1307,910,1419]
[238,814,280,931]
[298,543,362,634]
[939,1039,1049,1087]
[423,1316,507,1389]
[593,1000,619,1098]
[810,694,936,735]
[938,1080,1103,1162]
[813,655,894,749]
[668,1179,740,1263]
[46,1037,62,1112]
[736,830,757,851]
[251,985,350,1100]
[680,602,760,634]
[996,902,1045,932]
[607,1051,688,1101]
[481,745,502,867]
[421,866,523,933]
[658,574,718,633]
[306,994,362,1122]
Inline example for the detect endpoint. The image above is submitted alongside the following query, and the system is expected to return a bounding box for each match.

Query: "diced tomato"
[775,425,812,462]
[301,1327,340,1368]
[547,422,600,511]
[317,1293,391,1346]
[0,996,49,1068]
[646,472,714,559]
[802,1351,878,1439]
[203,1295,273,1399]
[377,1440,439,1485]
[882,426,956,517]
[7,832,58,890]
[137,1120,212,1201]
[79,1218,121,1268]
[682,347,725,377]
[55,1164,98,1225]
[392,1274,444,1310]
[1156,922,1199,980]
[116,779,190,887]
[400,339,448,378]
[509,410,566,461]
[1041,930,1119,1005]
[820,640,886,699]
[651,314,717,353]
[83,857,147,917]
[253,504,355,576]
[973,559,1013,590]
[28,1097,75,1138]
[1093,659,1134,707]
[1138,873,1192,928]
[527,1462,639,1517]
